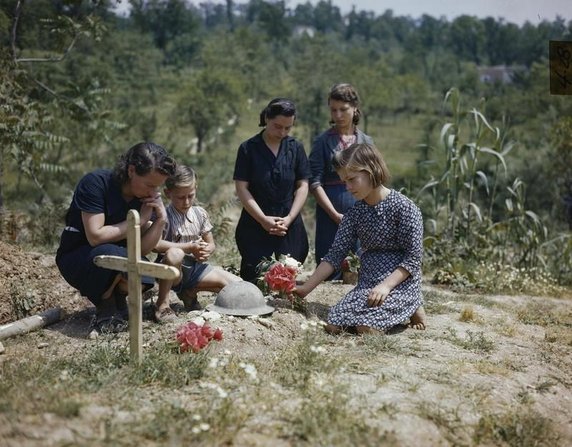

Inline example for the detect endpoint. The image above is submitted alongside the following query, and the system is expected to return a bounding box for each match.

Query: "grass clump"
[287,383,394,446]
[445,328,496,353]
[129,341,209,387]
[271,324,340,391]
[474,406,559,446]
[516,303,571,327]
[459,306,478,323]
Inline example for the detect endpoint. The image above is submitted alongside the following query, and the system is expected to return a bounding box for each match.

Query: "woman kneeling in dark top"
[56,142,176,334]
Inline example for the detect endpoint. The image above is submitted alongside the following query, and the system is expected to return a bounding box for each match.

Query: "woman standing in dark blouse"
[233,98,310,282]
[309,84,373,277]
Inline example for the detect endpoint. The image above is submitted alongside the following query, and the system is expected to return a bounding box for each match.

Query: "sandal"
[93,316,128,334]
[154,306,177,324]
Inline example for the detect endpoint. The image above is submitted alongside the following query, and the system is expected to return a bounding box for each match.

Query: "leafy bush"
[419,89,571,293]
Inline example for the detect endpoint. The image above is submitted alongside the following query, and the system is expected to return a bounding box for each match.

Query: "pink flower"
[264,263,296,295]
[176,321,223,353]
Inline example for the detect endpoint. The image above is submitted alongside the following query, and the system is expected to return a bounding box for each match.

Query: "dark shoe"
[94,316,128,334]
[178,292,202,311]
[115,293,128,320]
[154,306,177,324]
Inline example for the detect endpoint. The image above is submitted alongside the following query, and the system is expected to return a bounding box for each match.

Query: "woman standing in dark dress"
[233,98,311,282]
[309,83,374,277]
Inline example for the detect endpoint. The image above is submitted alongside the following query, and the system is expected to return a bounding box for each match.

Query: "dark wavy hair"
[328,83,362,126]
[332,143,391,188]
[258,98,297,127]
[113,142,177,185]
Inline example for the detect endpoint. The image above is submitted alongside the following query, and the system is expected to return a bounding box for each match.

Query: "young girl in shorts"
[154,165,241,322]
[295,143,426,335]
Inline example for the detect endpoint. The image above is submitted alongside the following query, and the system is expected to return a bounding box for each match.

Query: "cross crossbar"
[94,209,179,364]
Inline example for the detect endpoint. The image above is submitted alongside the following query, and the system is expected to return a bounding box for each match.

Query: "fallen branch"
[0,308,62,340]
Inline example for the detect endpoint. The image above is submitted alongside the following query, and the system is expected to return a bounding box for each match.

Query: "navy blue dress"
[56,169,153,306]
[323,190,423,331]
[233,132,311,282]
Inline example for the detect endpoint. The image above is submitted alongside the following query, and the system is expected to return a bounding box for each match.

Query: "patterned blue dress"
[322,189,423,331]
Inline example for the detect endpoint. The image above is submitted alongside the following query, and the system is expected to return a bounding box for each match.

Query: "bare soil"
[1,239,571,446]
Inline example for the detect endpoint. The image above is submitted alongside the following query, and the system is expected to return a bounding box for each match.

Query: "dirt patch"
[0,241,88,326]
[1,241,571,446]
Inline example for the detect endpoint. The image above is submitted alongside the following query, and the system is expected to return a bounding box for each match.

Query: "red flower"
[176,322,223,353]
[264,262,296,295]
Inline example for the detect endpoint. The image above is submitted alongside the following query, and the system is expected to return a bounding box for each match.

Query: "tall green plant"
[418,89,565,291]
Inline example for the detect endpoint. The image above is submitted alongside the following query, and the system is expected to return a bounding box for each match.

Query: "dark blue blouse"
[59,169,142,252]
[233,132,311,216]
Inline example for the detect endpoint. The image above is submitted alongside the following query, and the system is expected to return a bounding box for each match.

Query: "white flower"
[191,316,206,326]
[192,414,202,421]
[202,311,222,321]
[200,382,228,399]
[239,362,258,380]
[309,345,326,354]
[199,423,211,431]
[281,254,302,272]
[208,357,220,369]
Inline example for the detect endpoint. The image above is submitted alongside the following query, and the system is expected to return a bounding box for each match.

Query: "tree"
[129,0,201,50]
[0,0,107,210]
[447,15,486,64]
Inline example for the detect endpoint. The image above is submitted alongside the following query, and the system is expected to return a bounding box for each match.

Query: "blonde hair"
[332,143,390,188]
[165,165,197,190]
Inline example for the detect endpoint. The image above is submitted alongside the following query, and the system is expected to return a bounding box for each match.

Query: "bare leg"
[408,305,427,330]
[324,323,343,335]
[180,268,242,311]
[101,273,123,301]
[178,288,202,311]
[155,248,184,322]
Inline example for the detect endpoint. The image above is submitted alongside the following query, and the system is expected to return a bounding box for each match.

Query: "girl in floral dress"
[295,143,426,335]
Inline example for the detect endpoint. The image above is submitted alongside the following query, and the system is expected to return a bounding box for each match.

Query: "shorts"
[172,257,212,293]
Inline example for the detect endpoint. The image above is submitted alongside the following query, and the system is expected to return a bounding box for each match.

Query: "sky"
[113,0,570,26]
[284,0,570,25]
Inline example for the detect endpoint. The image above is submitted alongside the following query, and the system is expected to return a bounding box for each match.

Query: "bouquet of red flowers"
[176,321,223,353]
[257,254,305,311]
[264,262,297,296]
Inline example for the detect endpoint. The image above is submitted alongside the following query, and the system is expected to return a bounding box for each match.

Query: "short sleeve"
[233,143,250,182]
[74,172,107,214]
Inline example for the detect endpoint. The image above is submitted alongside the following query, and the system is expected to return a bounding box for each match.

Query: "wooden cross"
[94,209,179,364]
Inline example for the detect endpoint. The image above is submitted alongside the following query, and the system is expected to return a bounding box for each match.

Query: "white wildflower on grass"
[309,345,326,354]
[200,382,229,399]
[239,362,258,380]
[208,357,220,369]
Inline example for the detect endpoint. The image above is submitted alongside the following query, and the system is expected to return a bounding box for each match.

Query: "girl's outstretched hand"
[292,283,310,299]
